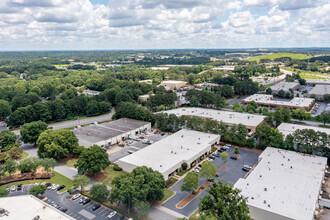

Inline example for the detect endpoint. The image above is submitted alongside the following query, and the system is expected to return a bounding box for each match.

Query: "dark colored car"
[198,164,202,168]
[17,184,22,191]
[213,153,220,157]
[60,207,67,213]
[218,148,225,152]
[45,183,52,187]
[242,167,250,172]
[83,198,91,205]
[57,185,65,191]
[119,216,125,220]
[92,204,101,211]
[230,156,238,160]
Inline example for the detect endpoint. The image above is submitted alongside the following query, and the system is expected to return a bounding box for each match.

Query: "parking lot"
[7,184,126,220]
[162,146,260,217]
[108,131,168,162]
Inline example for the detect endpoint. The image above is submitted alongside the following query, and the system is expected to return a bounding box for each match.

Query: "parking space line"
[98,208,107,215]
[101,211,109,216]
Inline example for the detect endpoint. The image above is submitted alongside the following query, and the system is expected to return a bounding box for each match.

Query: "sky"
[0,0,329,50]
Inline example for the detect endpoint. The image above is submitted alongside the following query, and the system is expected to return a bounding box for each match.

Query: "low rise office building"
[269,82,300,94]
[161,107,265,132]
[277,122,330,137]
[234,147,327,220]
[307,84,330,100]
[242,94,315,110]
[74,118,151,147]
[117,129,220,180]
[159,80,187,91]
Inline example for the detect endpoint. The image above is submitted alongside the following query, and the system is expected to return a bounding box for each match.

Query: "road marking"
[98,209,107,215]
[101,211,109,216]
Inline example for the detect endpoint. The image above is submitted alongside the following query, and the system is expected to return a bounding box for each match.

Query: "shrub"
[0,187,9,197]
[30,185,46,197]
[181,162,188,170]
[200,186,205,190]
[67,188,73,194]
[113,164,123,171]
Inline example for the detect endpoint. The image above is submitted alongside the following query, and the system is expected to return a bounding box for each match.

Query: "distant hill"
[248,52,313,62]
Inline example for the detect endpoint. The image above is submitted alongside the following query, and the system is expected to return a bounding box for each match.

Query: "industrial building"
[159,80,187,90]
[82,89,100,96]
[161,107,265,132]
[269,82,300,94]
[277,122,330,137]
[0,195,73,219]
[242,94,315,110]
[138,94,151,101]
[117,129,220,180]
[234,147,327,220]
[305,79,330,85]
[74,118,151,147]
[307,84,330,100]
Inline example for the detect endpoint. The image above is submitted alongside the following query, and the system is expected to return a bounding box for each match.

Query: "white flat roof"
[308,84,330,95]
[270,82,299,91]
[160,80,187,84]
[161,107,265,127]
[243,94,314,108]
[118,129,220,174]
[0,195,73,220]
[277,122,330,137]
[234,147,327,220]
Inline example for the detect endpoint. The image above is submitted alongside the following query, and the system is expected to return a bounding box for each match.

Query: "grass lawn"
[161,189,174,203]
[300,74,327,79]
[101,164,127,187]
[1,170,74,193]
[59,158,77,168]
[249,52,312,62]
[19,151,29,160]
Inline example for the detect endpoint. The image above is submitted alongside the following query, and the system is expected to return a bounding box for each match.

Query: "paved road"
[291,119,330,126]
[162,147,260,217]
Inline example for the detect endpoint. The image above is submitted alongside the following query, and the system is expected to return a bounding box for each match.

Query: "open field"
[100,164,128,187]
[281,67,330,79]
[249,52,312,62]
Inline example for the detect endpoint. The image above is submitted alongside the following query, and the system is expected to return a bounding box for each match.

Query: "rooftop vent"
[171,151,173,153]
[281,163,284,166]
[264,188,267,191]
[160,165,162,167]
[268,204,271,208]
[181,135,184,138]
[251,197,254,200]
[290,166,293,169]
[260,175,262,178]
[264,200,266,204]
[187,148,189,150]
[288,158,290,161]
[197,142,200,145]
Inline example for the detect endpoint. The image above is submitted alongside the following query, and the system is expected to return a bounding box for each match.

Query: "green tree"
[0,187,9,197]
[0,130,17,152]
[75,145,110,175]
[157,105,166,112]
[20,120,48,144]
[234,147,240,155]
[29,185,46,197]
[199,161,217,181]
[4,159,17,177]
[316,111,330,125]
[198,180,249,220]
[181,172,199,193]
[40,158,56,172]
[190,96,198,107]
[73,175,90,191]
[0,99,11,120]
[90,184,109,201]
[220,152,228,165]
[292,108,310,121]
[18,157,40,176]
[110,166,165,214]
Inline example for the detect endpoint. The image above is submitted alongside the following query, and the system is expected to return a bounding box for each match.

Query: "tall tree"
[199,161,217,181]
[20,120,48,144]
[75,145,110,175]
[198,180,249,220]
[0,99,11,120]
[181,172,200,193]
[90,184,109,201]
[73,175,90,191]
[0,130,17,151]
[220,152,228,165]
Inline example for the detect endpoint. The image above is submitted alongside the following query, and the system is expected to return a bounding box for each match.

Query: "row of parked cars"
[312,103,321,114]
[46,198,68,213]
[6,183,22,192]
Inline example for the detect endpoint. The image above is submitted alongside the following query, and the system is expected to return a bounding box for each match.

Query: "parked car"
[34,182,40,186]
[107,211,117,219]
[207,158,214,162]
[10,185,16,191]
[60,207,67,213]
[209,156,215,160]
[5,187,9,191]
[242,167,250,172]
[213,153,220,157]
[142,140,148,144]
[17,184,22,191]
[82,198,91,205]
[218,148,225,152]
[45,183,52,187]
[230,156,238,160]
[243,165,252,169]
[57,185,65,191]
[216,173,219,177]
[41,182,46,185]
[127,150,133,154]
[72,193,81,200]
[79,197,86,203]
[198,164,202,168]
[92,204,101,211]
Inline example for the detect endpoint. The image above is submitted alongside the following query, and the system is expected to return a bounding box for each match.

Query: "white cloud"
[0,0,328,49]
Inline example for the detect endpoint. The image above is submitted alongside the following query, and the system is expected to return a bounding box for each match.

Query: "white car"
[243,165,252,169]
[107,211,117,219]
[41,182,46,185]
[34,182,40,186]
[47,186,52,190]
[51,184,57,190]
[10,185,16,191]
[72,193,81,200]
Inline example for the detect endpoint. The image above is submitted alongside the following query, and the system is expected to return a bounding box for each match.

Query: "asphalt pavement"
[162,147,260,217]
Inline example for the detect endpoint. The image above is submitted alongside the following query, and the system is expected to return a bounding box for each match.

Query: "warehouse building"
[0,195,73,219]
[307,84,330,100]
[74,118,151,147]
[161,107,265,132]
[269,82,300,94]
[242,94,315,110]
[305,79,330,85]
[234,147,327,220]
[117,129,220,180]
[159,80,187,90]
[277,122,330,137]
